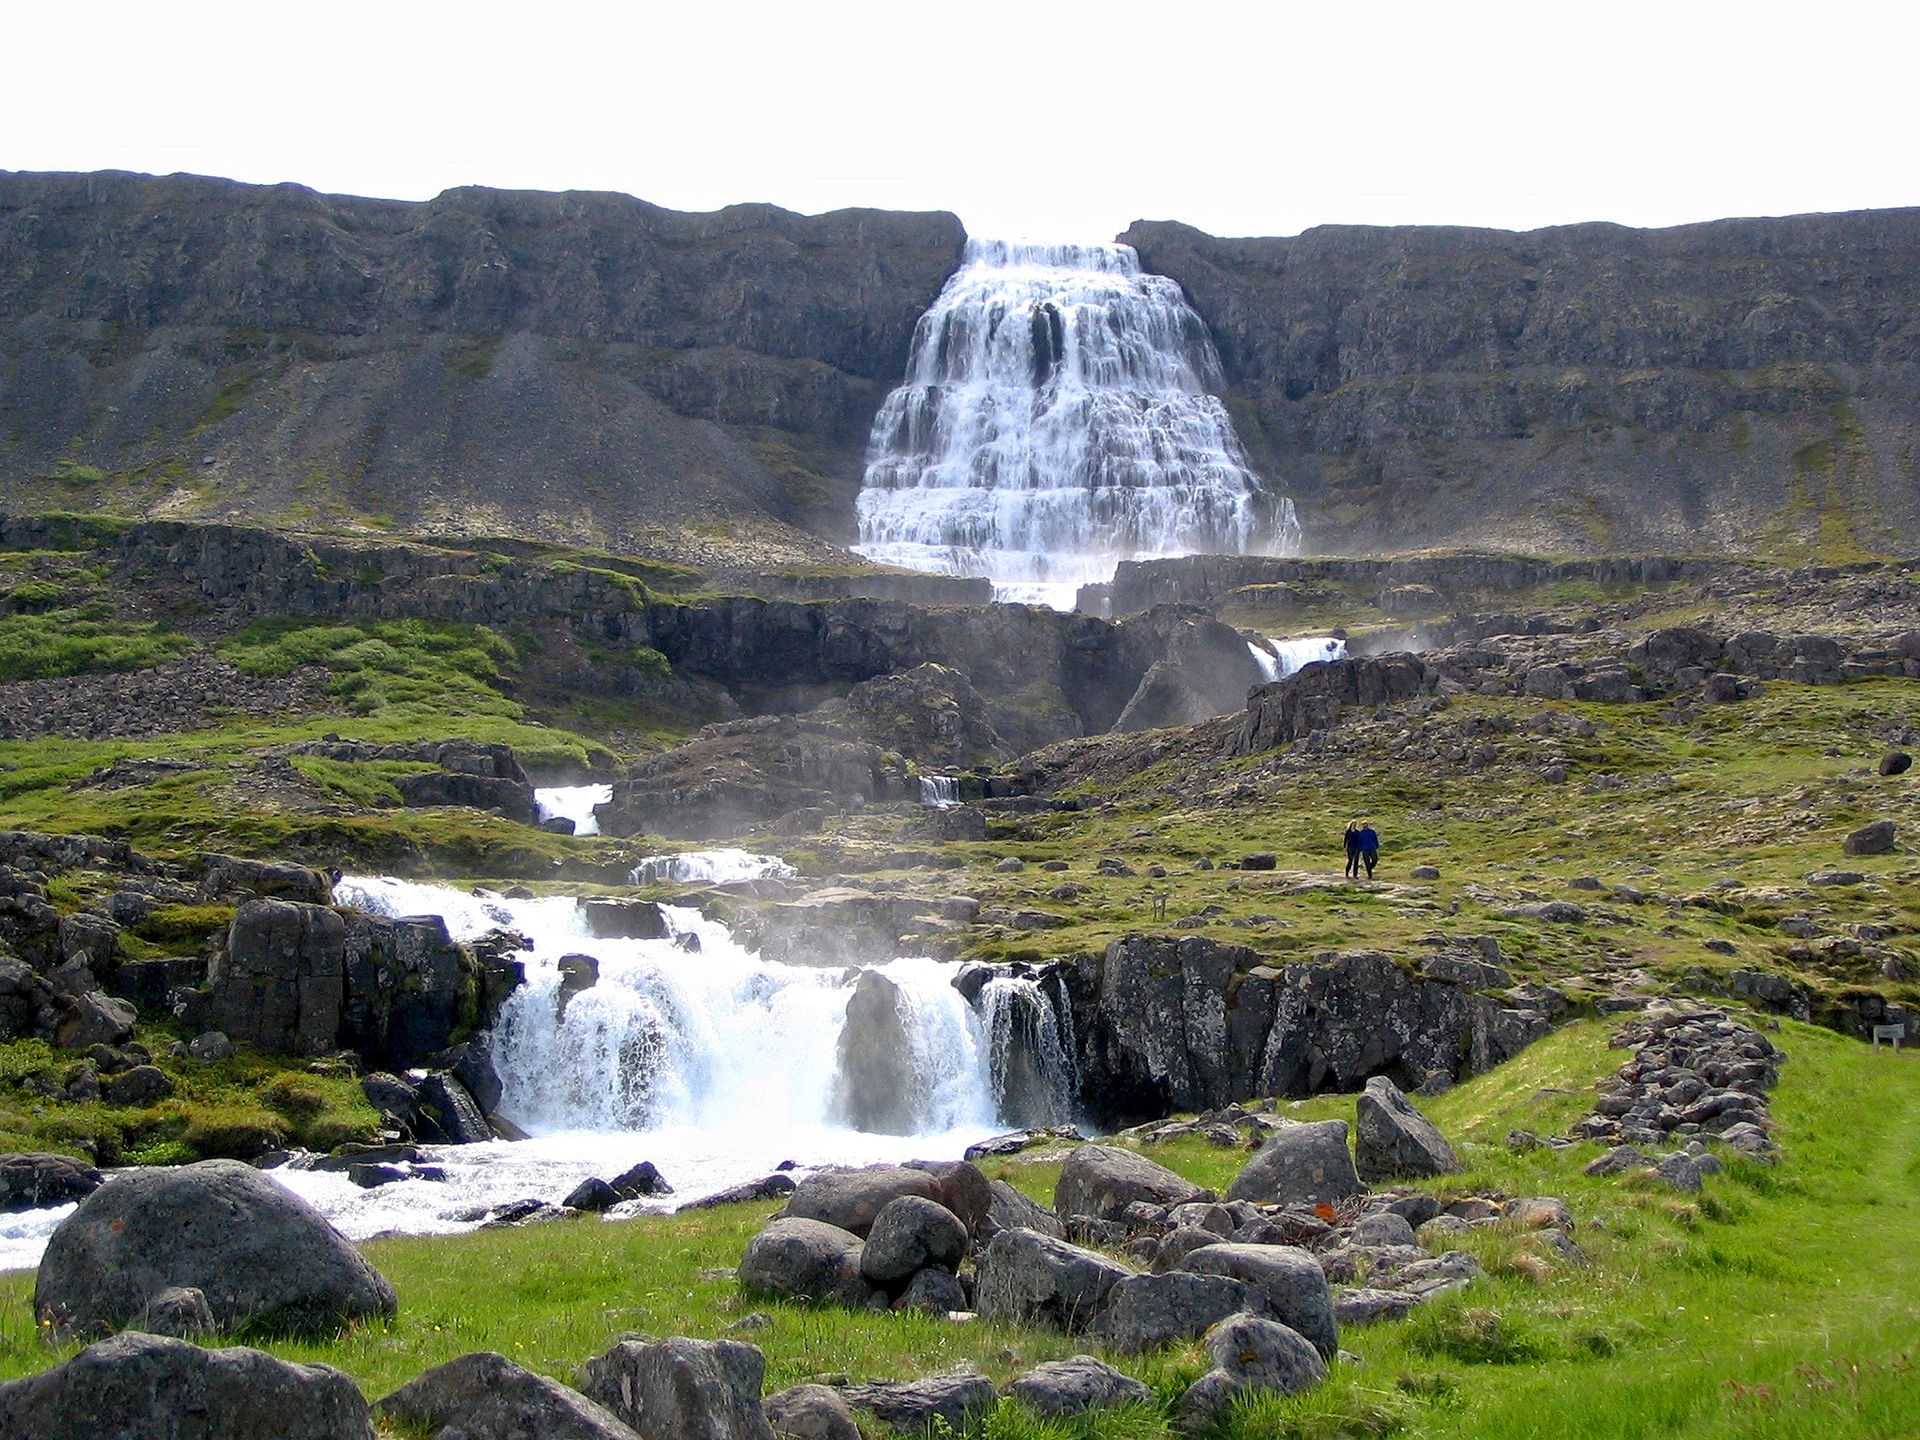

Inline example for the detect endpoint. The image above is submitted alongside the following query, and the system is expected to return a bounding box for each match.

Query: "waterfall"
[978,973,1080,1127]
[855,239,1299,609]
[534,784,612,836]
[629,849,798,886]
[919,775,959,807]
[1250,635,1347,682]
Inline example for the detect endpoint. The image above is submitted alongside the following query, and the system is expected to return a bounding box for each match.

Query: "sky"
[6,0,1916,242]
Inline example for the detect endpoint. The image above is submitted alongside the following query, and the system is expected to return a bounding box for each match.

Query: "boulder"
[33,1160,397,1338]
[102,1064,175,1107]
[413,1071,492,1144]
[1152,1224,1226,1273]
[209,899,347,1055]
[609,1160,674,1197]
[1225,1121,1365,1206]
[981,1177,1064,1240]
[1007,1355,1152,1417]
[1098,1271,1250,1353]
[1348,1212,1418,1248]
[577,1337,773,1440]
[785,1164,944,1237]
[1173,1244,1339,1358]
[136,1286,216,1338]
[0,1152,103,1212]
[904,1158,992,1235]
[378,1351,639,1440]
[974,1227,1132,1333]
[340,911,475,1070]
[764,1384,861,1440]
[1175,1313,1328,1427]
[1055,1144,1207,1221]
[1353,1076,1461,1181]
[841,1374,998,1434]
[829,972,920,1133]
[1844,820,1897,856]
[198,855,333,906]
[1880,752,1913,777]
[738,1218,871,1307]
[52,990,137,1049]
[566,1178,625,1213]
[893,1265,968,1313]
[0,1331,376,1440]
[859,1195,967,1286]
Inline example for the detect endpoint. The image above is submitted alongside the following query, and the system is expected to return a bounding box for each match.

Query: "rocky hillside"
[1124,211,1920,556]
[0,171,963,558]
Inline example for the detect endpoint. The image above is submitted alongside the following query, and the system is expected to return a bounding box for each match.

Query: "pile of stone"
[1570,1004,1782,1190]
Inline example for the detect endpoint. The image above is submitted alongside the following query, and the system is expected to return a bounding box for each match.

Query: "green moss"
[0,610,193,681]
[443,333,502,382]
[132,903,237,946]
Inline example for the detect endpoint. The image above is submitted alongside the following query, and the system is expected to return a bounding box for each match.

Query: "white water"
[534,784,612,836]
[855,239,1299,609]
[919,775,960,807]
[1249,635,1347,682]
[0,877,1085,1271]
[979,974,1080,1127]
[629,849,798,886]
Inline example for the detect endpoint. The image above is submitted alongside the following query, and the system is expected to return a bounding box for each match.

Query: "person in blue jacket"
[1356,823,1380,878]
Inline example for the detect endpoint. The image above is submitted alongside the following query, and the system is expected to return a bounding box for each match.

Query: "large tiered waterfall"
[854,240,1299,608]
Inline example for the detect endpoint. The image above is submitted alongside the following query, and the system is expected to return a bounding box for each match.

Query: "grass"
[0,1020,1913,1438]
[0,609,192,681]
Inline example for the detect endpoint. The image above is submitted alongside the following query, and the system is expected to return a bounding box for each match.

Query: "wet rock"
[577,1336,774,1440]
[975,1227,1132,1333]
[413,1070,491,1144]
[1354,1076,1461,1181]
[0,1330,376,1440]
[378,1351,639,1440]
[678,1174,798,1211]
[566,1178,626,1212]
[1225,1120,1364,1206]
[1055,1143,1208,1220]
[0,1152,104,1212]
[33,1160,397,1339]
[1007,1355,1152,1417]
[609,1160,674,1197]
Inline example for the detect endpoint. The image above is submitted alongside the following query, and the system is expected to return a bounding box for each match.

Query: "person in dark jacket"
[1357,823,1380,878]
[1343,822,1362,878]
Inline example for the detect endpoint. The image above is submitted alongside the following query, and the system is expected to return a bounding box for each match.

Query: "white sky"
[6,0,1915,241]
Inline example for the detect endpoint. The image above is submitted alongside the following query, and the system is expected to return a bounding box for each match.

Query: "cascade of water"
[1250,635,1347,682]
[978,974,1081,1127]
[629,849,798,886]
[534,784,612,836]
[855,239,1299,608]
[919,775,960,807]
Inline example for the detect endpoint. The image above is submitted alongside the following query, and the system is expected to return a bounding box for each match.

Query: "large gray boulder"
[0,1330,375,1440]
[841,1374,998,1434]
[1098,1271,1251,1353]
[378,1351,639,1440]
[1224,1120,1364,1206]
[577,1337,773,1440]
[0,1152,103,1212]
[739,1218,871,1306]
[859,1195,967,1287]
[208,898,346,1055]
[1006,1355,1153,1417]
[1354,1076,1461,1181]
[981,1177,1064,1240]
[974,1227,1133,1333]
[1054,1144,1207,1221]
[52,989,137,1049]
[764,1384,861,1440]
[1175,1313,1328,1428]
[33,1160,396,1339]
[785,1165,945,1237]
[1173,1244,1339,1358]
[829,972,920,1133]
[340,911,476,1070]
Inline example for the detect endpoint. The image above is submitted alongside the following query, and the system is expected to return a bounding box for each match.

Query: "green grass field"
[2,1019,1914,1438]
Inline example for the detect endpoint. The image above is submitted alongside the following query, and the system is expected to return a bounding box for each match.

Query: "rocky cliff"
[1123,211,1920,555]
[0,170,964,556]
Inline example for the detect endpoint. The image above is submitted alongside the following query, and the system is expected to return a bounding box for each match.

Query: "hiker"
[1343,822,1362,878]
[1357,823,1380,878]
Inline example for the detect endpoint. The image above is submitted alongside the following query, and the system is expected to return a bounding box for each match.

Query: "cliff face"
[0,171,964,552]
[1123,213,1920,555]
